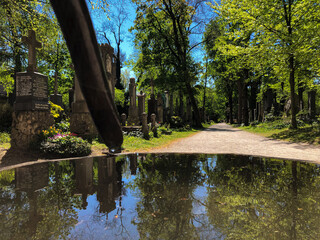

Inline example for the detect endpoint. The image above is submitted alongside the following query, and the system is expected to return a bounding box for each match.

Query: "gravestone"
[142,112,149,139]
[137,91,146,123]
[100,43,116,100]
[50,72,63,107]
[121,113,127,126]
[254,109,257,121]
[308,90,316,120]
[157,93,164,123]
[70,73,98,138]
[164,91,170,122]
[151,113,158,137]
[147,79,157,122]
[11,30,54,149]
[127,78,139,125]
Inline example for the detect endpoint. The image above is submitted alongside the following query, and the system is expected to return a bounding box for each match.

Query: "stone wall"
[11,110,54,149]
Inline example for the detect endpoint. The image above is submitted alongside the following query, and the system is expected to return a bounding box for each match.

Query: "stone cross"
[22,30,42,72]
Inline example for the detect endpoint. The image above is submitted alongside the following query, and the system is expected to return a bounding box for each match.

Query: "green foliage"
[55,120,70,132]
[114,88,126,108]
[40,134,91,157]
[0,132,10,144]
[170,115,183,128]
[0,169,14,186]
[0,63,14,95]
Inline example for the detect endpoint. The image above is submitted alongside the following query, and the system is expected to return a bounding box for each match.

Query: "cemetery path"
[152,123,320,163]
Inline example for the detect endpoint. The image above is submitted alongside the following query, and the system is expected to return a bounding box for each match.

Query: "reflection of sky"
[71,184,140,239]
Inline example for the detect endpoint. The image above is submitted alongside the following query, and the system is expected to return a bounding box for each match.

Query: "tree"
[131,0,208,127]
[210,0,320,128]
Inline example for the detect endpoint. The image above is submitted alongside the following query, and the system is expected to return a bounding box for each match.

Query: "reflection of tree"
[204,155,320,240]
[130,154,205,240]
[0,161,82,239]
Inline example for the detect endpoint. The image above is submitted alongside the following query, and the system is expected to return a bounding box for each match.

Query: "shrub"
[55,120,70,132]
[170,116,183,128]
[40,133,91,157]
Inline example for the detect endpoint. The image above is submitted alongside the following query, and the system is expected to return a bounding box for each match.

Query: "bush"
[55,120,70,132]
[170,116,183,128]
[40,133,91,157]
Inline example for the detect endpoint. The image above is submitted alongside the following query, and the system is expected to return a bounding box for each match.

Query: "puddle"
[0,154,319,239]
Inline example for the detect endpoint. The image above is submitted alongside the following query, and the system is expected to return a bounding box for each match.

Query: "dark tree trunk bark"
[228,87,233,124]
[243,83,249,126]
[237,79,244,124]
[115,43,123,90]
[185,81,202,128]
[298,80,304,111]
[289,54,297,129]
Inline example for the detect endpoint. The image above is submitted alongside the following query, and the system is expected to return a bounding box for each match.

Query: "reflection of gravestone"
[127,78,139,125]
[70,73,98,138]
[11,30,54,149]
[74,157,94,210]
[97,157,119,215]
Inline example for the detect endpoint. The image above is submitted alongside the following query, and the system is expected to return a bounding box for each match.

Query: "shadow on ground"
[271,127,320,144]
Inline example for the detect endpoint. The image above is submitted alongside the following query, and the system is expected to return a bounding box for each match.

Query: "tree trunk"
[243,83,249,126]
[237,79,243,124]
[289,54,297,129]
[115,43,123,90]
[228,86,233,124]
[185,81,202,128]
[298,80,304,111]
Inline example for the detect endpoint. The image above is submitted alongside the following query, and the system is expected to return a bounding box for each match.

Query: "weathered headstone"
[121,113,127,126]
[142,112,149,139]
[308,90,316,120]
[157,93,163,123]
[147,79,157,122]
[70,73,98,138]
[50,72,63,107]
[151,113,158,137]
[11,30,54,149]
[164,91,170,122]
[127,78,139,125]
[100,43,116,100]
[137,91,146,123]
[254,109,257,121]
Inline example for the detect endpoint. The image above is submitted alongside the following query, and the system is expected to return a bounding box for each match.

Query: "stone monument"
[137,91,146,124]
[157,93,163,123]
[100,43,116,100]
[127,78,139,125]
[11,30,54,149]
[70,72,98,138]
[50,71,63,107]
[147,79,157,122]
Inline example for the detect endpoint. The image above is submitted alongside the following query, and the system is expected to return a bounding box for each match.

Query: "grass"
[0,132,10,149]
[0,122,214,153]
[93,122,213,153]
[237,119,320,144]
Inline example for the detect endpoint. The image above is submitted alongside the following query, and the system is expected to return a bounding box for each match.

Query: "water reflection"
[0,154,320,239]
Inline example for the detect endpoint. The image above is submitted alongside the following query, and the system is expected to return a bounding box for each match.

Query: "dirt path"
[152,123,320,163]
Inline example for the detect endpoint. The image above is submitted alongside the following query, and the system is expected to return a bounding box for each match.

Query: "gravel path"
[153,123,320,163]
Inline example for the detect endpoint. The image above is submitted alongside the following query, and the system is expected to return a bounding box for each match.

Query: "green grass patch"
[93,123,214,153]
[237,119,320,144]
[0,132,10,149]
